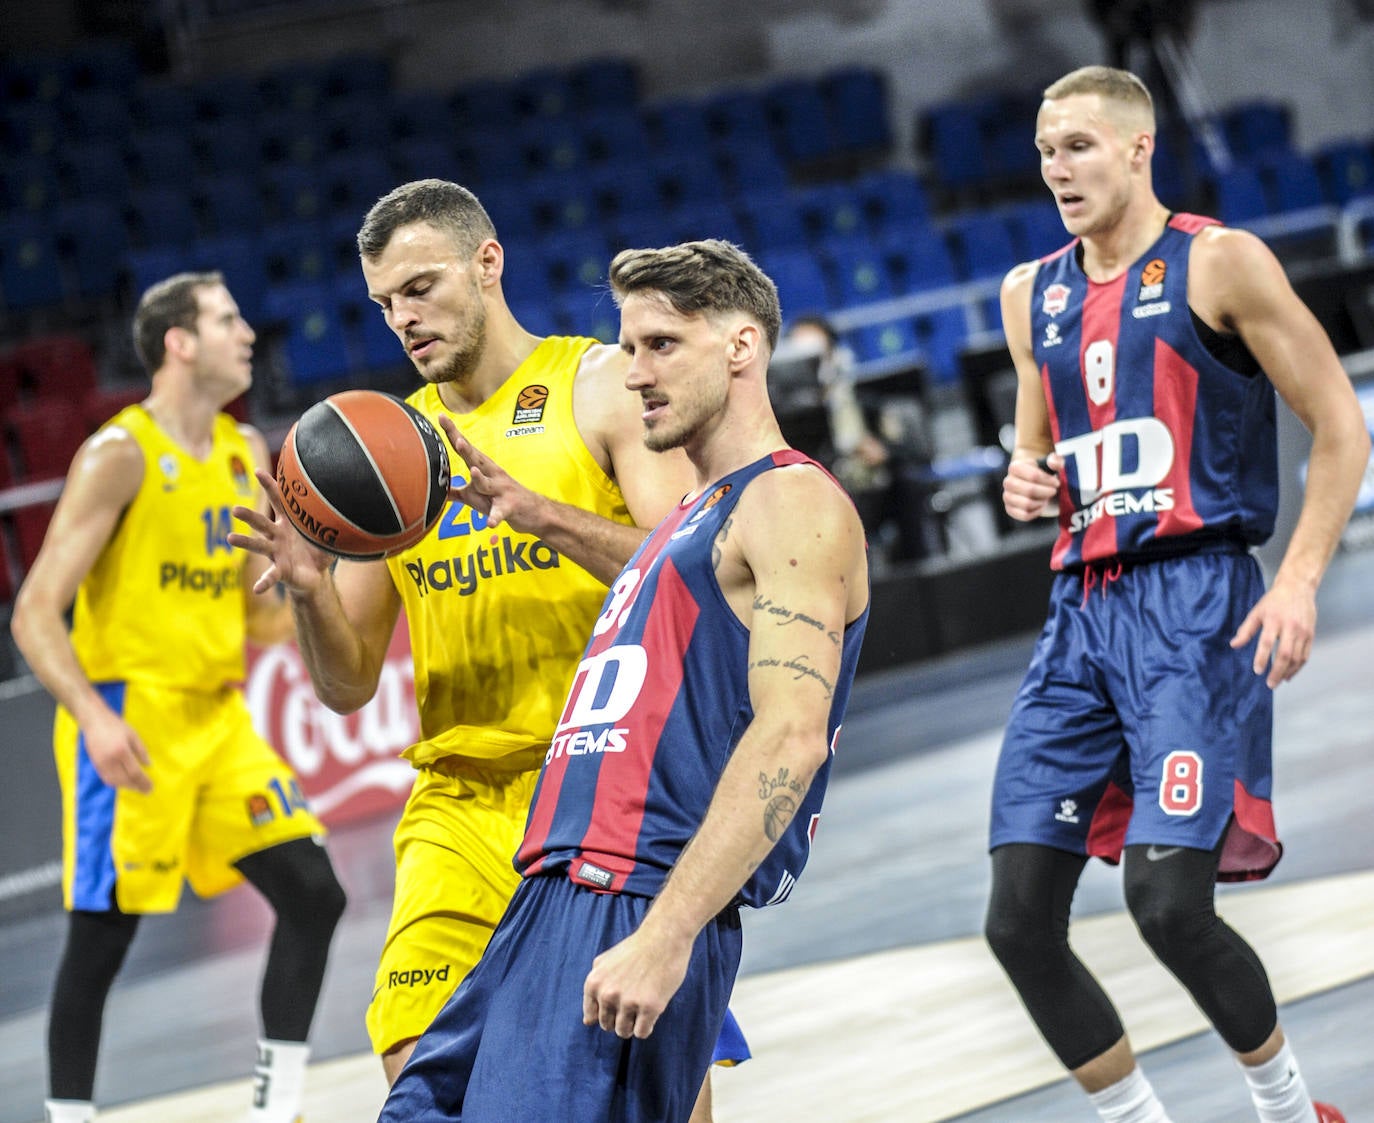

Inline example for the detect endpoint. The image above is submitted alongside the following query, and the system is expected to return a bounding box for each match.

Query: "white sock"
[44,1101,95,1123]
[1088,1066,1174,1123]
[251,1038,310,1123]
[1240,1041,1318,1123]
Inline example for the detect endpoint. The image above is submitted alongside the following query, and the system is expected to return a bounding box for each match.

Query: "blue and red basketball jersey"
[517,450,869,909]
[1031,213,1278,569]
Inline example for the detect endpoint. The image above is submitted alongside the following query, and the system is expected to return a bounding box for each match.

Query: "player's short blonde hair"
[1044,65,1155,134]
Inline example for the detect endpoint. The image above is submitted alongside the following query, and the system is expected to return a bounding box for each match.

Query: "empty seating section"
[3,38,1374,598]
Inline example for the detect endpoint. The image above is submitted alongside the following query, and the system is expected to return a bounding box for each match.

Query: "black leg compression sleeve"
[48,908,141,1100]
[984,844,1125,1071]
[235,836,347,1042]
[1122,837,1277,1055]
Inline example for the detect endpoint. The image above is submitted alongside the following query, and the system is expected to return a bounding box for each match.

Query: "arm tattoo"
[759,767,807,842]
[711,515,733,572]
[753,595,840,646]
[748,653,835,699]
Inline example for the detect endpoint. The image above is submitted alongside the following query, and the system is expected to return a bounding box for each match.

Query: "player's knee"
[1123,871,1213,968]
[64,909,141,984]
[241,838,347,936]
[984,890,1063,976]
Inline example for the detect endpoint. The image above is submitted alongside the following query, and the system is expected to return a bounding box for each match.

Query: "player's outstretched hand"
[228,469,334,596]
[582,927,692,1041]
[1003,453,1062,521]
[1230,576,1317,689]
[83,708,153,793]
[437,415,540,533]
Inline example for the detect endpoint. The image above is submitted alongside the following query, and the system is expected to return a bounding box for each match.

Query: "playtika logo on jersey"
[402,497,561,597]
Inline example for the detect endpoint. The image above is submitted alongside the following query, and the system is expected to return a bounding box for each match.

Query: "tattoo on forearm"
[758,766,807,802]
[763,794,798,842]
[753,595,840,645]
[748,652,835,699]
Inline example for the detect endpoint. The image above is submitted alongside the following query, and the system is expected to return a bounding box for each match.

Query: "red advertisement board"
[243,625,417,826]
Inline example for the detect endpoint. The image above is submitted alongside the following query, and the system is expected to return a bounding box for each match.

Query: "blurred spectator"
[777,315,933,565]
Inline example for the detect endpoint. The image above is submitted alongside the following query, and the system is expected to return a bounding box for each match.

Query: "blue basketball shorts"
[380,873,744,1122]
[989,548,1282,881]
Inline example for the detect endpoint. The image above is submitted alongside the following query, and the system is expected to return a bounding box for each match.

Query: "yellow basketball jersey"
[71,406,261,690]
[388,337,631,769]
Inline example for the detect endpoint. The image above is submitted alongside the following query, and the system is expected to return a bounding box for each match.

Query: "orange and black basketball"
[276,390,451,560]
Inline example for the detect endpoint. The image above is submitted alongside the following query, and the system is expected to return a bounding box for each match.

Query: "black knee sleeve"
[1123,841,1277,1054]
[48,908,141,1100]
[236,836,347,1041]
[985,844,1125,1071]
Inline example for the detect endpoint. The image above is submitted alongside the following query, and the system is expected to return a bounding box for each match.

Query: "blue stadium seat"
[258,111,323,168]
[193,74,262,123]
[261,163,326,223]
[320,151,397,217]
[461,127,531,186]
[1006,199,1068,261]
[705,89,773,147]
[58,138,131,203]
[1210,164,1271,224]
[654,154,729,209]
[540,229,612,293]
[1223,100,1291,159]
[587,162,662,220]
[132,82,196,132]
[261,280,353,385]
[318,96,393,158]
[320,53,391,101]
[0,154,62,214]
[126,184,201,249]
[921,101,990,192]
[608,210,675,253]
[796,183,867,241]
[124,244,193,306]
[765,77,837,165]
[189,233,269,322]
[1313,139,1374,205]
[754,249,833,315]
[511,66,574,120]
[333,274,403,375]
[3,102,62,159]
[552,286,619,343]
[1260,150,1327,213]
[62,87,133,142]
[257,59,328,114]
[195,176,265,237]
[942,212,1020,282]
[521,115,589,177]
[391,137,468,187]
[821,66,892,155]
[819,234,894,306]
[850,318,920,366]
[386,90,456,146]
[578,109,652,167]
[568,57,640,112]
[192,116,262,177]
[853,168,930,237]
[668,202,747,247]
[916,307,972,385]
[736,191,808,252]
[451,78,520,134]
[0,214,68,311]
[523,173,599,235]
[718,145,789,195]
[261,220,333,284]
[880,229,958,294]
[644,99,713,154]
[66,39,141,94]
[126,130,197,188]
[53,198,128,299]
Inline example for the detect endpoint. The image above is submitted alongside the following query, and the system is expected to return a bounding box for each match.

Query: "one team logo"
[1139,258,1166,301]
[1042,283,1071,316]
[229,454,252,496]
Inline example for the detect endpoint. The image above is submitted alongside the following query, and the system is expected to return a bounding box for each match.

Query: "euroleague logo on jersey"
[512,383,548,425]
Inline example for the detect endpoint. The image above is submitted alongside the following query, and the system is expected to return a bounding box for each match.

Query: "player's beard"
[643,372,728,453]
[424,292,488,388]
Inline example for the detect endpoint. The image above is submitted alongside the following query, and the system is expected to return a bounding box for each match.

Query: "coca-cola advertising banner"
[245,624,418,826]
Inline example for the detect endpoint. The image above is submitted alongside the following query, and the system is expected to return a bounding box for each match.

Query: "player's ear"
[164,325,195,363]
[475,238,503,287]
[728,322,761,371]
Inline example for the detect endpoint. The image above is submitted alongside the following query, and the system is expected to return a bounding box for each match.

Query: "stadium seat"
[819,234,894,306]
[333,274,404,376]
[920,101,990,192]
[796,183,867,242]
[754,249,834,315]
[261,221,334,284]
[587,161,661,221]
[193,74,262,123]
[821,66,892,155]
[668,202,747,247]
[577,109,652,167]
[58,138,131,203]
[880,228,958,294]
[258,111,323,169]
[705,89,773,147]
[853,168,930,237]
[194,176,266,237]
[192,116,262,177]
[1260,150,1328,214]
[451,78,520,133]
[261,280,353,386]
[512,66,574,120]
[319,151,397,218]
[0,154,62,214]
[1223,100,1292,159]
[1210,164,1271,225]
[7,399,87,479]
[654,154,729,209]
[942,212,1020,282]
[257,59,328,115]
[765,77,837,165]
[53,198,128,299]
[2,101,62,160]
[132,82,196,132]
[320,52,391,101]
[386,89,456,145]
[0,214,67,311]
[1313,139,1374,205]
[83,384,148,433]
[850,318,920,365]
[126,184,201,249]
[539,230,612,293]
[736,191,809,252]
[552,286,619,343]
[318,95,393,158]
[644,99,714,154]
[392,137,468,187]
[568,57,640,112]
[261,163,326,223]
[1006,199,1068,261]
[126,130,198,188]
[62,87,133,142]
[916,306,972,385]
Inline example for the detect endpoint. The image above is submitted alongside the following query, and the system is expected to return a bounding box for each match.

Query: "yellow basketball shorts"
[54,680,325,914]
[366,758,538,1055]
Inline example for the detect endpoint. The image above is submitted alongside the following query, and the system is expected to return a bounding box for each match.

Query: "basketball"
[275,390,451,560]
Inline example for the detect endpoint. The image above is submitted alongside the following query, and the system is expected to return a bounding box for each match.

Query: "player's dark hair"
[132,270,225,374]
[608,239,782,351]
[357,179,498,261]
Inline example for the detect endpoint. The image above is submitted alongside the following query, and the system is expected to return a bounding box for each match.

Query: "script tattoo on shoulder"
[753,595,840,646]
[758,767,806,842]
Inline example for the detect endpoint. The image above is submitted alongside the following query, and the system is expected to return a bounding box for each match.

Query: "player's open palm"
[436,416,538,532]
[1230,577,1317,688]
[228,469,334,596]
[83,708,153,793]
[582,927,692,1040]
